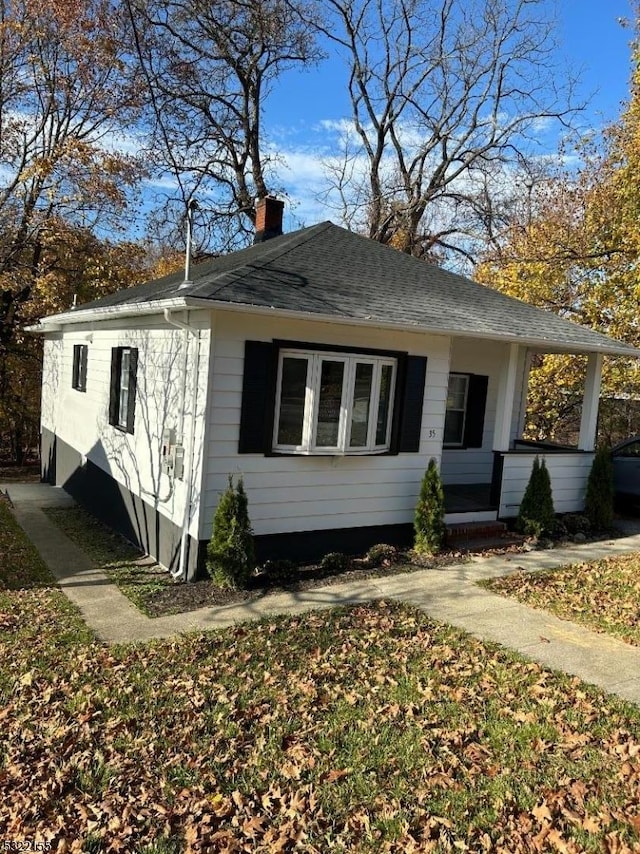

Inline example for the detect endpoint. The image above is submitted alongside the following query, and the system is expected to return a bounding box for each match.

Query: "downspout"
[164,307,200,581]
[162,197,200,581]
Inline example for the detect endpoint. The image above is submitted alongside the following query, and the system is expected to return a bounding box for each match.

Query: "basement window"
[273,349,396,454]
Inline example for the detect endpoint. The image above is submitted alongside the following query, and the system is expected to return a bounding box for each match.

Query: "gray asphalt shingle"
[63,222,638,355]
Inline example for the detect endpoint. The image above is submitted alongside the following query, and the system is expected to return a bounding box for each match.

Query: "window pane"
[376,363,393,445]
[118,351,130,427]
[444,409,464,445]
[277,357,308,445]
[447,375,467,409]
[79,346,87,389]
[315,360,344,447]
[349,363,373,447]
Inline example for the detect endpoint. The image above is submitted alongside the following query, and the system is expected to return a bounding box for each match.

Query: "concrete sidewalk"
[4,482,640,706]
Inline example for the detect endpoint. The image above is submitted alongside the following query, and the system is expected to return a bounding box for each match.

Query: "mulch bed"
[144,540,526,617]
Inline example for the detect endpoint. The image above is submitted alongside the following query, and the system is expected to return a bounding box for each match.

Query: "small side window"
[444,374,469,446]
[443,372,488,449]
[72,344,88,392]
[109,346,138,434]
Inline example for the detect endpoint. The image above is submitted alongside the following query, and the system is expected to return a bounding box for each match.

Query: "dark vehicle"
[612,437,640,511]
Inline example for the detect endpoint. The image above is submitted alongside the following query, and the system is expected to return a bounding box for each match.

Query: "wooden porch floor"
[443,483,496,514]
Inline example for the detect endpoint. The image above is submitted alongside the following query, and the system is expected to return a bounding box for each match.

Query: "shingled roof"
[43,221,639,357]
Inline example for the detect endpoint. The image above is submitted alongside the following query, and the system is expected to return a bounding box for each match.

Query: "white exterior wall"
[440,341,529,485]
[202,311,451,538]
[41,312,211,539]
[440,339,505,485]
[499,452,595,517]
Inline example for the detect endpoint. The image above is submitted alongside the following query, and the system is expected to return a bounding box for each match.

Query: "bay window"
[273,349,397,454]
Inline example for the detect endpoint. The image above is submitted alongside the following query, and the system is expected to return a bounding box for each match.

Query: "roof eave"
[206,300,640,358]
[28,294,640,359]
[26,296,202,332]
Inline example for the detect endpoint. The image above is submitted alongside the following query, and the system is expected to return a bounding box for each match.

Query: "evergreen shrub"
[585,446,615,531]
[414,458,446,554]
[206,475,255,588]
[516,456,555,537]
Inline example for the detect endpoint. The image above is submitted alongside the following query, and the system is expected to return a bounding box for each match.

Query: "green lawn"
[482,553,640,647]
[2,501,640,852]
[44,505,174,615]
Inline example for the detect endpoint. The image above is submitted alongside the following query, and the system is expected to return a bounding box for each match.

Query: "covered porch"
[441,341,604,522]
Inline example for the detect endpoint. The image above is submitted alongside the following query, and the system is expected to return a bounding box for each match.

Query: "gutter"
[28,294,640,359]
[163,308,201,581]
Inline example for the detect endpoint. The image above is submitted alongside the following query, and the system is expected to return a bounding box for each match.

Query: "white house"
[32,199,640,579]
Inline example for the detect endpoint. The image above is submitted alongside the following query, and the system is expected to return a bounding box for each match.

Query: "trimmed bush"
[414,458,446,555]
[320,552,351,573]
[585,447,614,531]
[516,456,555,537]
[206,475,255,588]
[365,543,398,567]
[262,559,298,584]
[563,513,592,536]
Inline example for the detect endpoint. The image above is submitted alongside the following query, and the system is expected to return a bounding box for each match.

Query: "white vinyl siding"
[40,314,211,539]
[441,339,505,485]
[499,452,595,516]
[203,311,450,538]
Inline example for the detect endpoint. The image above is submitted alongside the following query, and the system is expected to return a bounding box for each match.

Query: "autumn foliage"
[475,36,640,445]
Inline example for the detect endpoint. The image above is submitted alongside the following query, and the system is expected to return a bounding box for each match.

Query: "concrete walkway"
[4,482,640,706]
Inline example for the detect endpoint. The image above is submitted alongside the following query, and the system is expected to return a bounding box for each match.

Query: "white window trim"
[72,344,88,392]
[273,348,397,455]
[117,348,131,430]
[444,373,469,448]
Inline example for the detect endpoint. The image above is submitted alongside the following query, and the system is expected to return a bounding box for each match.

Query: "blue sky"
[257,0,635,230]
[559,0,632,123]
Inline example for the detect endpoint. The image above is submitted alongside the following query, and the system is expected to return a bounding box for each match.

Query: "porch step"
[446,520,525,553]
[446,521,507,540]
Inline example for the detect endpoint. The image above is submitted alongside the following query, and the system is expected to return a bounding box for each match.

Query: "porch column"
[493,343,519,452]
[515,349,534,438]
[578,353,603,451]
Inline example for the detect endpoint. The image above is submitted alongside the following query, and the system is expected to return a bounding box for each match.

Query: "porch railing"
[496,448,595,518]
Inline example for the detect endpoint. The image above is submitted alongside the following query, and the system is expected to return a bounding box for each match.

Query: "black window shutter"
[398,355,427,453]
[126,348,138,434]
[78,345,87,391]
[109,348,120,426]
[72,345,80,389]
[239,340,277,453]
[463,374,488,448]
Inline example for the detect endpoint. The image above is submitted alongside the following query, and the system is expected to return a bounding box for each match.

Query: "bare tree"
[0,0,143,460]
[315,0,584,264]
[0,0,142,348]
[125,0,321,252]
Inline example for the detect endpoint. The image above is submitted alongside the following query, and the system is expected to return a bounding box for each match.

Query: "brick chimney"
[254,196,284,243]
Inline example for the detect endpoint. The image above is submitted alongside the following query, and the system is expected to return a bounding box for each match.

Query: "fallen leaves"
[484,553,640,646]
[3,507,640,851]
